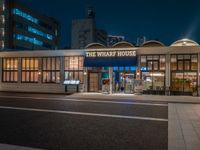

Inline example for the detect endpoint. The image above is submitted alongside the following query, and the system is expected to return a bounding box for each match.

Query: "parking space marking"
[0,95,168,107]
[0,106,168,122]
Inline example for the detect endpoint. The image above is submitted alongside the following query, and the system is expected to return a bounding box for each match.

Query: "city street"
[0,93,168,150]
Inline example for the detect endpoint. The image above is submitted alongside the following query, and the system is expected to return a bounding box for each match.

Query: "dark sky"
[18,0,200,48]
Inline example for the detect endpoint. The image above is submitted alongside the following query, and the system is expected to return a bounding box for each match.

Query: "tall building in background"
[71,7,107,49]
[0,0,60,50]
[107,35,125,47]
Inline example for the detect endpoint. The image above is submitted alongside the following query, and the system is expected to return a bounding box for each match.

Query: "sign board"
[86,50,136,58]
[63,80,80,85]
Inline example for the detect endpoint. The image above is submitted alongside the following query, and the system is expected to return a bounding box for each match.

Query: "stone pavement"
[168,104,200,150]
[0,143,44,150]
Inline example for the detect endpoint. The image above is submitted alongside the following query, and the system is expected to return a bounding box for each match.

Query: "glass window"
[153,61,158,70]
[178,61,183,70]
[42,57,60,83]
[153,56,159,60]
[22,58,39,83]
[184,61,190,71]
[14,34,43,46]
[147,61,152,70]
[147,56,153,60]
[191,55,198,70]
[171,54,198,71]
[64,56,84,83]
[2,58,18,82]
[160,56,165,70]
[28,26,53,40]
[171,55,177,70]
[178,55,183,60]
[13,8,39,24]
[141,55,165,71]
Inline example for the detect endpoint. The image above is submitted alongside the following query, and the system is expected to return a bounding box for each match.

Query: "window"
[14,34,43,46]
[141,55,165,71]
[191,55,198,70]
[2,58,18,82]
[22,58,39,83]
[141,56,146,70]
[171,54,198,71]
[171,55,177,70]
[64,57,84,83]
[42,57,60,83]
[28,26,53,40]
[15,22,23,29]
[13,8,38,24]
[178,60,183,70]
[160,55,165,70]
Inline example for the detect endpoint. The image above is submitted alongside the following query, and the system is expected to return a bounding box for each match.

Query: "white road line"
[0,106,168,122]
[0,95,168,107]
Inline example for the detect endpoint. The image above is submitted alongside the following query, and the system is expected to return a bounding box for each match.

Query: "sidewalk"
[168,104,200,150]
[69,93,200,103]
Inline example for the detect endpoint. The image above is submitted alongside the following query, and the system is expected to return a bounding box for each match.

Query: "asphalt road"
[0,93,168,150]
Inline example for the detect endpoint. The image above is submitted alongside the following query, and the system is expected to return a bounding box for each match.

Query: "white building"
[0,39,200,96]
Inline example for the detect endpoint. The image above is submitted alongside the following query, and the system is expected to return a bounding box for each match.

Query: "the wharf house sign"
[86,50,136,57]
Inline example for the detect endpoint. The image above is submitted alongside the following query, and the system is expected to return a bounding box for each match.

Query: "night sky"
[18,0,200,48]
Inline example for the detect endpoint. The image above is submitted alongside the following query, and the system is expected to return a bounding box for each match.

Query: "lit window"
[64,57,84,83]
[13,8,39,24]
[14,34,43,46]
[42,57,60,83]
[28,26,53,40]
[22,58,39,83]
[2,58,18,82]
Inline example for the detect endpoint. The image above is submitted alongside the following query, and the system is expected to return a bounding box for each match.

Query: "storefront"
[84,46,137,93]
[0,39,200,96]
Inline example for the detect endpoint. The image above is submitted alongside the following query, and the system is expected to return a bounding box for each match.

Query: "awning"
[84,56,137,67]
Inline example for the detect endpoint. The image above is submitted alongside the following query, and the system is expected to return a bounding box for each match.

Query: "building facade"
[0,38,200,96]
[71,8,107,49]
[0,0,60,50]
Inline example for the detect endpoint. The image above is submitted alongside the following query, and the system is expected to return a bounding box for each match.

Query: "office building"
[0,0,60,50]
[71,8,107,49]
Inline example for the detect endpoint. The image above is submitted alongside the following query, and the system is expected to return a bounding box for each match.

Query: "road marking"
[0,95,167,107]
[0,106,168,122]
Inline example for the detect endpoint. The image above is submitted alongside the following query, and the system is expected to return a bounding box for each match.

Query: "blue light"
[28,26,53,40]
[125,66,129,71]
[141,67,147,71]
[119,67,124,71]
[13,8,38,24]
[113,66,118,71]
[14,34,43,46]
[130,66,137,71]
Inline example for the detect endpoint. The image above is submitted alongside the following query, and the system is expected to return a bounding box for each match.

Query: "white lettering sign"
[86,50,136,57]
[64,80,80,85]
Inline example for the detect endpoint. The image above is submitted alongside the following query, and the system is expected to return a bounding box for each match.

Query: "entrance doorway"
[114,72,135,93]
[88,73,99,92]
